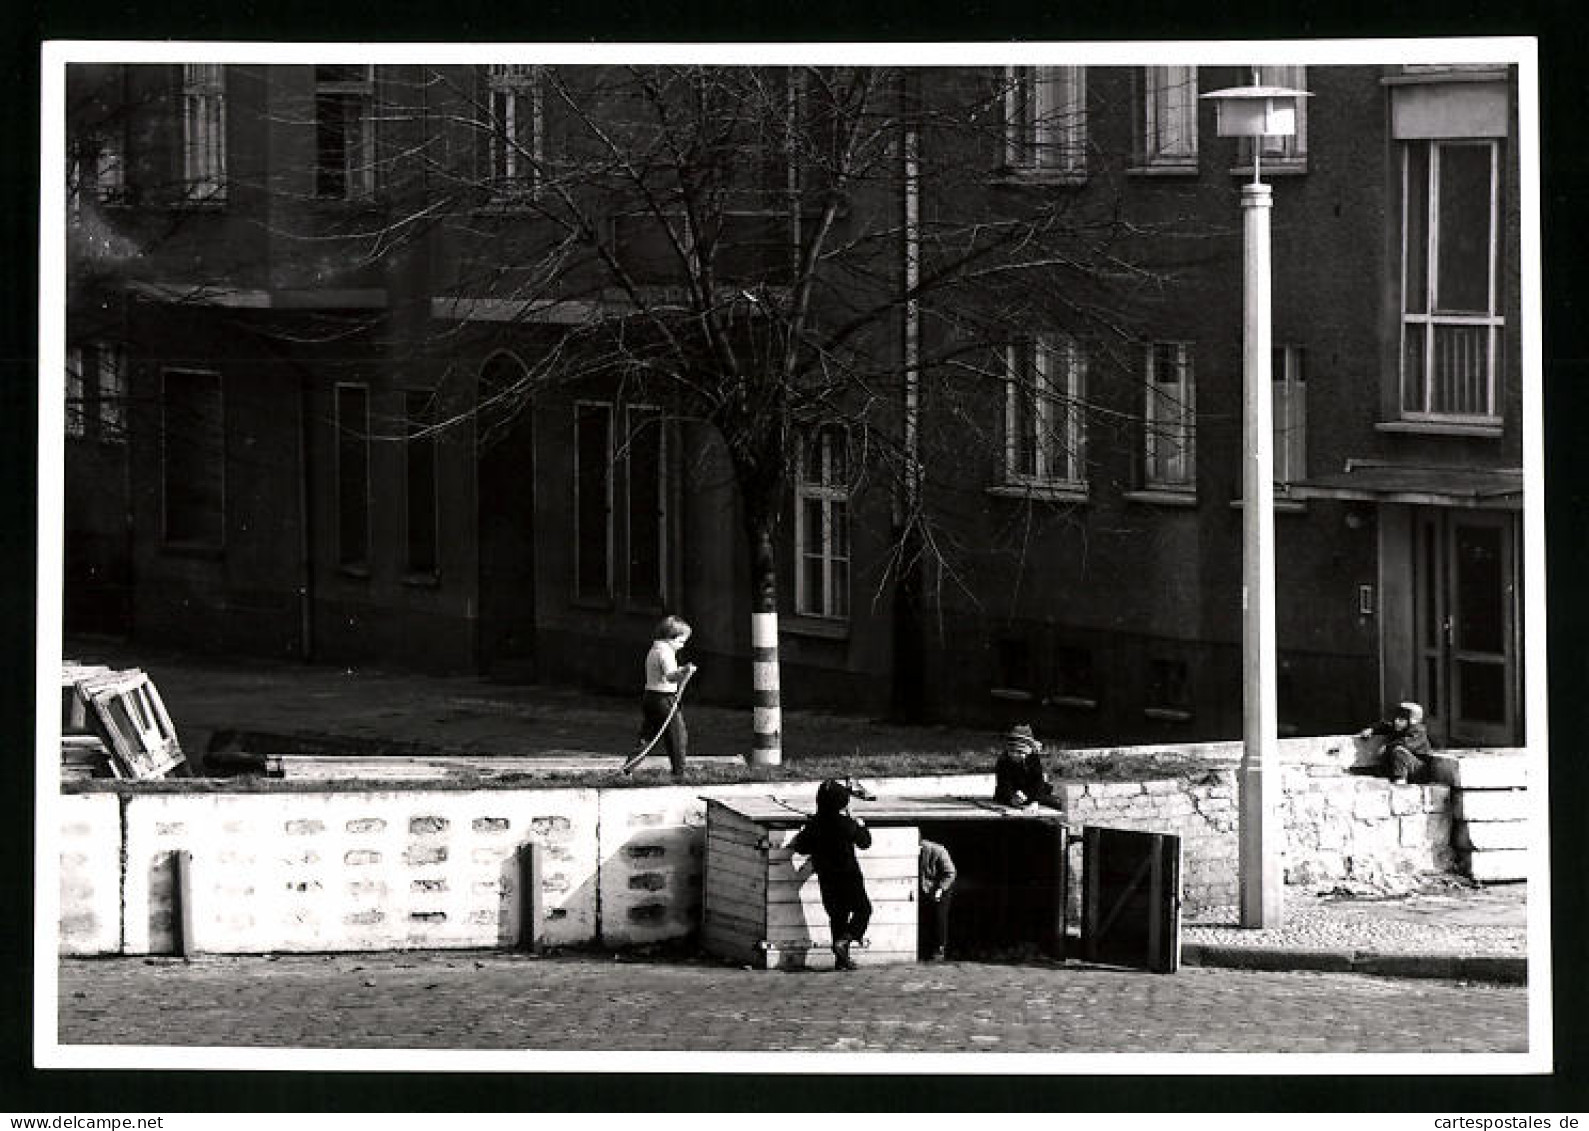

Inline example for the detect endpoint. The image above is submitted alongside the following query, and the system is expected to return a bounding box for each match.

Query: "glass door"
[1414,510,1519,746]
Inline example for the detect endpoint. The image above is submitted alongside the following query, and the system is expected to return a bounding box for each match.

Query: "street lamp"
[1202,77,1311,929]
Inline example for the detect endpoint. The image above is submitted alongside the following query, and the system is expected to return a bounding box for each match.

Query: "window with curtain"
[1144,341,1196,490]
[315,65,375,200]
[486,64,542,200]
[1004,65,1087,177]
[1004,334,1086,487]
[182,63,227,202]
[1273,344,1307,487]
[1139,65,1199,168]
[795,425,850,620]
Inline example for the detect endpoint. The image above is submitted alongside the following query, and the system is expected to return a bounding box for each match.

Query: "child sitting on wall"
[1356,701,1433,784]
[993,723,1057,808]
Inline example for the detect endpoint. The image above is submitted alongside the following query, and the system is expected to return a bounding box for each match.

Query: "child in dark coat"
[789,778,873,971]
[993,723,1056,807]
[1357,701,1433,783]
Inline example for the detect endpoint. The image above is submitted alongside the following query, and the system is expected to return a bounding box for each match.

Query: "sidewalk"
[57,635,1532,983]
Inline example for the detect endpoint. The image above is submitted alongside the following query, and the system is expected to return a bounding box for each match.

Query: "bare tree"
[69,61,1212,762]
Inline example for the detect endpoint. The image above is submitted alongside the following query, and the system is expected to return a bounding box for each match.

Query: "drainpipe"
[297,371,315,661]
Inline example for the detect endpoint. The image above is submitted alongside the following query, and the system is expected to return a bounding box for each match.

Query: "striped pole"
[750,610,782,765]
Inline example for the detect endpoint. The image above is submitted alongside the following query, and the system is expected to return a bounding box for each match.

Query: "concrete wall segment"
[57,792,123,956]
[120,788,598,955]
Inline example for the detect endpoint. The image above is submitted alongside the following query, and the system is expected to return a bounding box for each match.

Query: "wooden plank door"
[1079,826,1182,973]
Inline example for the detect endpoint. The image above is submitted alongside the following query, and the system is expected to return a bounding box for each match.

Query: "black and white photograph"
[23,31,1566,1104]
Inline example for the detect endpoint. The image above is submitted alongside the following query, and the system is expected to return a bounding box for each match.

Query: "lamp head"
[1201,84,1311,138]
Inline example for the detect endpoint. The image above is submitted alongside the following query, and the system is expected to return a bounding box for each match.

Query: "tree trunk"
[747,522,782,766]
[891,521,926,723]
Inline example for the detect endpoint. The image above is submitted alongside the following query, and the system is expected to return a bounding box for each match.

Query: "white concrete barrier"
[121,789,598,954]
[57,792,122,955]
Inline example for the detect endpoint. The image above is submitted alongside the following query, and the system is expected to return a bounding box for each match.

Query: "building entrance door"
[476,355,538,679]
[1413,510,1520,745]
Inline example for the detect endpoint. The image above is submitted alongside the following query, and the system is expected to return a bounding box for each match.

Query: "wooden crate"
[77,669,187,779]
[61,664,114,735]
[703,800,918,970]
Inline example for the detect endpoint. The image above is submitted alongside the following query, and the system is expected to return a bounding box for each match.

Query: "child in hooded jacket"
[789,778,873,971]
[1358,701,1433,784]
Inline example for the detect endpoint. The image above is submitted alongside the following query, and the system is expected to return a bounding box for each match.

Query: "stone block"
[1351,787,1393,820]
[1428,751,1529,789]
[1396,814,1428,848]
[1465,848,1529,883]
[1455,789,1530,822]
[1454,819,1530,852]
[1388,787,1423,816]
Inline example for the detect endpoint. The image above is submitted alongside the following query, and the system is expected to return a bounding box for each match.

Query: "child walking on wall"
[622,615,697,779]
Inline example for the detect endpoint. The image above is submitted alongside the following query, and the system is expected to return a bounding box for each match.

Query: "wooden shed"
[701,794,1069,970]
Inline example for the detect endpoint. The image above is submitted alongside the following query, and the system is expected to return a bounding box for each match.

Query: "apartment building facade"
[60,57,1527,748]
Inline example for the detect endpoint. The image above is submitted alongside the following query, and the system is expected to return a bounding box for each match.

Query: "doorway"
[476,353,539,680]
[1413,509,1520,745]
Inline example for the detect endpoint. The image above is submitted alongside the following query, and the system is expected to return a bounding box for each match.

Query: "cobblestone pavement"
[56,951,1529,1055]
[1182,881,1529,956]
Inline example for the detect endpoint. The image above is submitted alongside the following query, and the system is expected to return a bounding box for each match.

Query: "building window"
[182,63,227,203]
[1004,65,1087,177]
[1138,65,1199,169]
[315,65,375,200]
[335,384,370,569]
[1238,65,1307,169]
[1273,344,1307,487]
[625,405,666,607]
[1005,334,1086,488]
[485,64,542,200]
[795,425,850,620]
[574,401,613,601]
[992,634,1034,699]
[1051,644,1099,709]
[65,347,86,439]
[1145,655,1193,721]
[98,343,126,443]
[1144,342,1196,490]
[82,129,126,206]
[161,368,224,548]
[403,391,438,577]
[1399,138,1503,422]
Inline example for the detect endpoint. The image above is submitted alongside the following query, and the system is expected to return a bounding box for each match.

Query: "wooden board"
[710,793,1063,828]
[1080,825,1181,973]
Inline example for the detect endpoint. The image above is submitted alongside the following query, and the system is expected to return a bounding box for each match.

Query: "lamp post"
[1202,78,1310,929]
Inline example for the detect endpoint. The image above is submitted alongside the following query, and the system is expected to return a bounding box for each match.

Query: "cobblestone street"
[55,951,1529,1056]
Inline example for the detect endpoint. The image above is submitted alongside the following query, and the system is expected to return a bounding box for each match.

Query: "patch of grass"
[63,745,1236,794]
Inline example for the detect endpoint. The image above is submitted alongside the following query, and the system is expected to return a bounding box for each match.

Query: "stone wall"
[56,742,1513,955]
